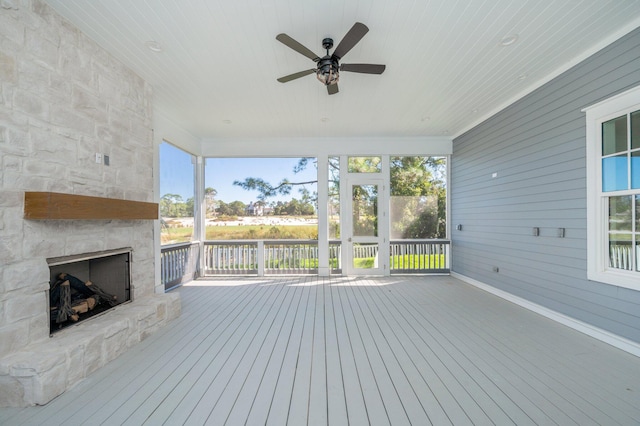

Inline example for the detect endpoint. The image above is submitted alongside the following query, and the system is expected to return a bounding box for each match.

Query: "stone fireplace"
[0,210,181,407]
[0,2,181,407]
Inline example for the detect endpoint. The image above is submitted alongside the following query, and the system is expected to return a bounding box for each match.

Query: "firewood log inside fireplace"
[50,273,118,325]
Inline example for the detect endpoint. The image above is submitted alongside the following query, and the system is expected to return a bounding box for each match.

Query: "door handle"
[348,237,352,242]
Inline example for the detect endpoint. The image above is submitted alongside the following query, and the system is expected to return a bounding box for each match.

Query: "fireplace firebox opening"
[48,248,132,334]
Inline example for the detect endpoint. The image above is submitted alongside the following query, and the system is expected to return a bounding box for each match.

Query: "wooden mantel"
[24,192,158,220]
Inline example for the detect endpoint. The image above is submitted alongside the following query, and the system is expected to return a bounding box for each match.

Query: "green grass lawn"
[161,224,318,244]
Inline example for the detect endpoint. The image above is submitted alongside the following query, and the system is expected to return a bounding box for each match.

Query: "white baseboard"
[451,272,640,358]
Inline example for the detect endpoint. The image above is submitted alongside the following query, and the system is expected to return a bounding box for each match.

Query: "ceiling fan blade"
[276,34,321,62]
[340,63,386,74]
[277,69,316,83]
[327,83,339,95]
[332,22,369,60]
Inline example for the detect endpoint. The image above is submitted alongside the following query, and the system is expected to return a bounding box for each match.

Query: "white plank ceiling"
[44,0,640,142]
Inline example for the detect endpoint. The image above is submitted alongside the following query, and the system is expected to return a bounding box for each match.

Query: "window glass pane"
[352,184,378,237]
[389,156,447,239]
[609,233,632,270]
[636,240,640,272]
[204,158,317,240]
[602,155,628,192]
[632,110,640,150]
[609,195,632,232]
[602,115,627,155]
[348,156,381,173]
[160,142,195,245]
[632,152,640,189]
[328,157,340,239]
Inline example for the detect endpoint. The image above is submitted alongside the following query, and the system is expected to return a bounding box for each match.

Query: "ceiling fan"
[276,22,386,95]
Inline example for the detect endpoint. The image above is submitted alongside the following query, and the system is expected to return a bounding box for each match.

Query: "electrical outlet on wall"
[95,153,103,164]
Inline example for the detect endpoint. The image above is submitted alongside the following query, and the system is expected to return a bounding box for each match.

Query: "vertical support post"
[257,240,265,276]
[317,154,330,276]
[194,155,205,278]
[153,132,164,294]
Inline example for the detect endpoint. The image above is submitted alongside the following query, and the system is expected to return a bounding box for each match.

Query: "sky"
[159,143,318,204]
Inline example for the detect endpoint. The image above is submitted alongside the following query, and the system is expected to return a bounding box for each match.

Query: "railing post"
[257,240,265,276]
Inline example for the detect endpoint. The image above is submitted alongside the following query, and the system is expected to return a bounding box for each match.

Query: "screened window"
[328,156,340,239]
[390,156,447,239]
[159,142,195,245]
[204,158,318,240]
[348,156,382,173]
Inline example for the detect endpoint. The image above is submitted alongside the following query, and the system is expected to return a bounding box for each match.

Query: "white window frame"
[583,85,640,290]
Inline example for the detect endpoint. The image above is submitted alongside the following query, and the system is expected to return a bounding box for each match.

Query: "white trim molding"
[452,272,640,358]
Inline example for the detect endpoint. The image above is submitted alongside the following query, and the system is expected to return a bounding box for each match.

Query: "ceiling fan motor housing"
[317,56,340,85]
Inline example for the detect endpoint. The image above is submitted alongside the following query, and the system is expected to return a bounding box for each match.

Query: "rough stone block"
[82,333,104,377]
[5,293,45,322]
[72,86,107,123]
[102,317,129,339]
[2,154,22,171]
[0,375,24,407]
[65,345,84,387]
[0,12,25,46]
[103,328,128,363]
[0,50,16,84]
[0,236,22,265]
[23,158,66,178]
[50,104,94,136]
[167,293,182,320]
[25,28,59,71]
[32,361,67,405]
[0,321,29,358]
[2,259,49,293]
[17,58,50,96]
[5,127,28,153]
[28,312,50,345]
[140,323,160,341]
[9,348,66,377]
[156,301,167,322]
[13,88,49,120]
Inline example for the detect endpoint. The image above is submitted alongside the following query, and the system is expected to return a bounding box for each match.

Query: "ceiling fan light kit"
[316,38,340,86]
[276,22,385,95]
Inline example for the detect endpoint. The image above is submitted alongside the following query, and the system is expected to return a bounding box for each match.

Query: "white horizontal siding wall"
[451,27,640,344]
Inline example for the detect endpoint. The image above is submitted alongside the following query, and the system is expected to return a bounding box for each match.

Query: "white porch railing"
[160,241,200,290]
[609,244,636,270]
[389,239,450,273]
[161,239,450,283]
[203,240,343,276]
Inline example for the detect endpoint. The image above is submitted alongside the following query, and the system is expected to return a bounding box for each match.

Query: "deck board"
[2,275,640,426]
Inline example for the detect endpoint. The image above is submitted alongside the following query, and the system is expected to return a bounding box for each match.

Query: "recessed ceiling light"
[517,74,527,80]
[320,117,330,122]
[222,119,232,124]
[471,109,478,114]
[144,40,163,52]
[499,34,519,47]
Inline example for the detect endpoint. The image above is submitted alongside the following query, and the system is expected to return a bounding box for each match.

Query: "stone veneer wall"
[0,1,180,406]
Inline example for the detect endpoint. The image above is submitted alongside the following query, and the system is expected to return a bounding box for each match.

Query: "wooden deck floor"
[2,275,640,425]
